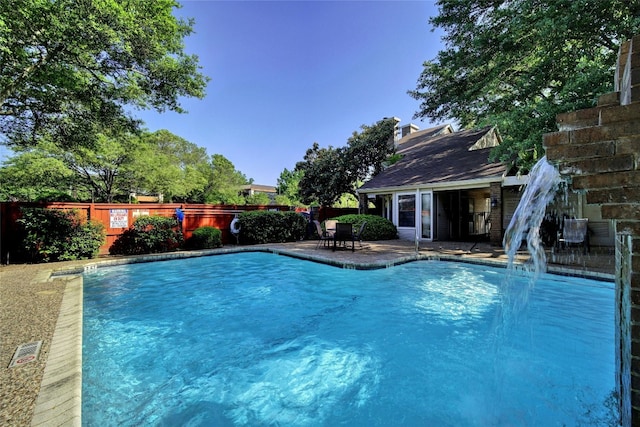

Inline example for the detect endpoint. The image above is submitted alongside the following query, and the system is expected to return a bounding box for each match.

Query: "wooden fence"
[0,202,358,263]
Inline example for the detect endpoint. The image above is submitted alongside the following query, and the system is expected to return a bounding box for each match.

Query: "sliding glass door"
[421,192,432,239]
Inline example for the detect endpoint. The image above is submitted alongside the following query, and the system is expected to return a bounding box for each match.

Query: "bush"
[109,215,183,255]
[16,208,105,262]
[186,226,222,249]
[330,214,398,240]
[238,210,307,244]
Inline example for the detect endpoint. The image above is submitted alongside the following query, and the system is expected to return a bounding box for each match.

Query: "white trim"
[502,175,529,187]
[391,191,434,242]
[419,190,433,241]
[359,177,502,194]
[395,192,417,229]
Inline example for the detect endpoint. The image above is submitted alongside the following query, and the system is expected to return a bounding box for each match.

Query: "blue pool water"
[82,252,616,426]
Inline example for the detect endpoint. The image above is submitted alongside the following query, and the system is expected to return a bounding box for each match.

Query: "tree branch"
[0,43,65,107]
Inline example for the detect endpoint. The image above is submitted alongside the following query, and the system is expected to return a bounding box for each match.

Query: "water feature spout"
[503,156,562,279]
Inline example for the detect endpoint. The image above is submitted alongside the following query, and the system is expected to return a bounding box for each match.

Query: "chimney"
[401,123,420,138]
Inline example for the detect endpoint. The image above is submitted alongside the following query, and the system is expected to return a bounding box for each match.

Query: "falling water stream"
[503,156,561,279]
[502,155,625,426]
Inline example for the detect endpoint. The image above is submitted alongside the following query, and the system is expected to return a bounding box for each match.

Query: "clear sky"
[135,0,444,186]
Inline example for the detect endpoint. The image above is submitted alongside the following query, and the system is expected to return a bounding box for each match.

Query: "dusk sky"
[135,0,445,186]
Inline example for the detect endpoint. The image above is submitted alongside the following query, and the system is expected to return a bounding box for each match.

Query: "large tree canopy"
[295,117,397,206]
[275,167,304,206]
[410,0,640,171]
[0,143,76,201]
[199,154,250,205]
[0,0,209,148]
[132,130,209,202]
[0,130,253,203]
[61,130,140,202]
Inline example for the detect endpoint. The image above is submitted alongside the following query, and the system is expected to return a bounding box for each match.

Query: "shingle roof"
[360,126,506,191]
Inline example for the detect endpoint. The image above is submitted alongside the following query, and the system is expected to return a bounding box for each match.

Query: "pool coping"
[32,246,615,425]
[30,276,82,427]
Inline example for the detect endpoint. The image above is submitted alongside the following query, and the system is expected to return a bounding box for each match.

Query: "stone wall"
[543,35,640,426]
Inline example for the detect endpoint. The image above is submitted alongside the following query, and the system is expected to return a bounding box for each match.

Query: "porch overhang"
[358,177,503,196]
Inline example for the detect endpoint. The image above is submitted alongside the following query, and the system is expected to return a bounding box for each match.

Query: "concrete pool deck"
[0,239,616,426]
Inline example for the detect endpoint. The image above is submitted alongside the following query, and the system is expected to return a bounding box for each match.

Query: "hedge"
[186,226,222,249]
[329,214,398,240]
[16,208,105,262]
[109,215,183,255]
[237,210,307,244]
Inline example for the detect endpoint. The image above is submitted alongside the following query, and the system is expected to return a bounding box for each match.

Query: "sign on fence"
[109,209,128,228]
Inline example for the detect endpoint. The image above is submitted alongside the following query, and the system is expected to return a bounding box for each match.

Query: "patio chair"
[353,221,367,248]
[324,219,337,236]
[557,218,589,254]
[333,222,355,252]
[313,220,333,249]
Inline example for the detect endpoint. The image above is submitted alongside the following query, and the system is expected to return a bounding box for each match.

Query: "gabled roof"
[360,126,506,192]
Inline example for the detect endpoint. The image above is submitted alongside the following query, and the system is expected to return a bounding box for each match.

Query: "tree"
[0,0,209,149]
[347,117,399,179]
[0,133,136,202]
[0,144,77,201]
[295,143,349,206]
[295,118,396,206]
[200,154,250,205]
[59,131,140,202]
[0,128,210,203]
[245,192,270,206]
[132,130,209,202]
[276,168,304,206]
[409,0,640,171]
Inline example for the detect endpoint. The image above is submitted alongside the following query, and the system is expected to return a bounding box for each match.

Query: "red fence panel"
[0,202,296,261]
[0,202,363,262]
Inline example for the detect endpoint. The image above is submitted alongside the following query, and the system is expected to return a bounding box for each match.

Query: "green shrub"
[238,210,307,244]
[16,208,105,262]
[109,215,183,255]
[187,226,222,249]
[330,214,398,240]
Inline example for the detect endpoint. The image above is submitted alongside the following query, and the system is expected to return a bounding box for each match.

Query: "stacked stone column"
[543,35,640,426]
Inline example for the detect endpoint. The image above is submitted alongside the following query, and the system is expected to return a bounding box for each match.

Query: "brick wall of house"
[543,35,640,426]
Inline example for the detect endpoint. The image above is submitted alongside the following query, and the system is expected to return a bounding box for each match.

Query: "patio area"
[0,239,615,426]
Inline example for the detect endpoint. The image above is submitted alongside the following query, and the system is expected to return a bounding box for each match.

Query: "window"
[398,194,416,227]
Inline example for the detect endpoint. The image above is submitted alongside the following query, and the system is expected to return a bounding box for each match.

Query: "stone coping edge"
[50,246,615,281]
[31,276,82,427]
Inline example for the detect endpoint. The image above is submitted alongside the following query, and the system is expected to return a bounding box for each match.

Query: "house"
[358,123,525,245]
[240,184,278,202]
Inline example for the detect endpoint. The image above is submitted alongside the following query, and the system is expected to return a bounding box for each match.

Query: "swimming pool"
[82,252,616,426]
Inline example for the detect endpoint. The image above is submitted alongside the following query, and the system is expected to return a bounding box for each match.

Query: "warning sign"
[9,341,42,368]
[16,355,36,364]
[110,209,128,228]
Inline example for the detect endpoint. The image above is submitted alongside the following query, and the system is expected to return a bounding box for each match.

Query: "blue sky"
[137,0,444,185]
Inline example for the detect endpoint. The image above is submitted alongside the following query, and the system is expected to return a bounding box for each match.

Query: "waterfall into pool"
[503,156,562,279]
[502,155,625,426]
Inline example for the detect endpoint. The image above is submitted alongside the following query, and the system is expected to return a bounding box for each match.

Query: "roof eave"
[358,176,504,195]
